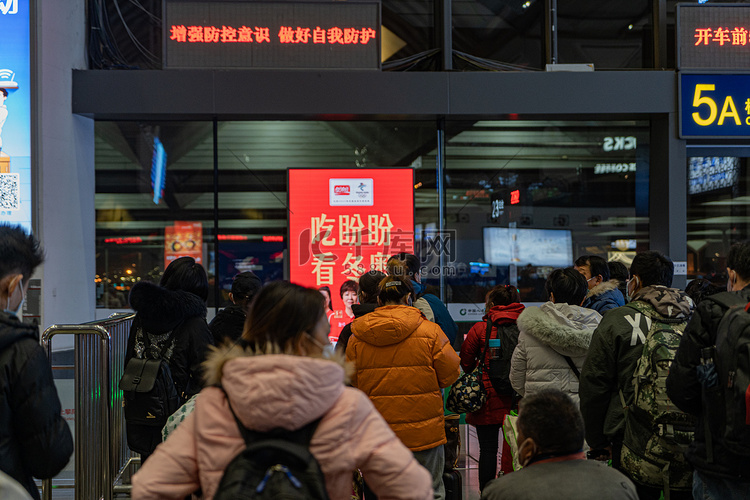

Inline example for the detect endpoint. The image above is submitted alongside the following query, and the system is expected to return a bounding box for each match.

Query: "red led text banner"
[165,0,380,69]
[679,4,750,70]
[288,168,414,342]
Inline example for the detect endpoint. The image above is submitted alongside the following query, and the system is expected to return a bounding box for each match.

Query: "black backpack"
[485,317,519,396]
[214,393,330,500]
[703,291,750,458]
[119,326,181,430]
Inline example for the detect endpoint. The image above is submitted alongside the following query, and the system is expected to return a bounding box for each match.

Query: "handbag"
[502,412,522,471]
[446,324,491,414]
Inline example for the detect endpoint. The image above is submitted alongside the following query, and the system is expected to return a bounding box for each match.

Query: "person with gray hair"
[481,389,637,500]
[0,225,73,499]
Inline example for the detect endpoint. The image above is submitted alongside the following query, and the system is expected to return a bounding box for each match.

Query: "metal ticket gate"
[40,313,138,500]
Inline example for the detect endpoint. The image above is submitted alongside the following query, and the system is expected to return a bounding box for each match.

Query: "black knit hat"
[231,271,262,301]
[359,270,386,298]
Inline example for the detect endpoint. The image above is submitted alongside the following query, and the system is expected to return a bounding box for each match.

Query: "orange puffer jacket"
[347,305,461,451]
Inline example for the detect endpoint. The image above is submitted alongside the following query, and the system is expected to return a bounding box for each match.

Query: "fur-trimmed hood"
[202,343,350,431]
[129,281,207,334]
[586,279,620,299]
[516,302,602,357]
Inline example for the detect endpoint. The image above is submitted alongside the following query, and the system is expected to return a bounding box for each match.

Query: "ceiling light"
[628,24,633,30]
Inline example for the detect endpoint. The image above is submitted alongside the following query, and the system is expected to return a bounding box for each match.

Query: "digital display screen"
[288,168,414,343]
[679,5,750,70]
[165,0,380,69]
[0,0,32,232]
[483,227,573,268]
[688,157,739,195]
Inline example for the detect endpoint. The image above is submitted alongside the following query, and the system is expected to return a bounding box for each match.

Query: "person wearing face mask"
[347,274,461,500]
[0,225,73,500]
[133,280,432,500]
[575,255,625,314]
[666,240,750,500]
[480,389,637,500]
[579,251,694,499]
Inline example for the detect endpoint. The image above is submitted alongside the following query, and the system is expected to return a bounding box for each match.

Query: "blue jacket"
[411,281,458,345]
[583,280,625,315]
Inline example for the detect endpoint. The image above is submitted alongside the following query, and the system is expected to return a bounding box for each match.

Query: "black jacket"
[0,312,74,500]
[335,303,377,355]
[126,281,214,400]
[580,285,693,450]
[666,288,750,481]
[208,303,246,346]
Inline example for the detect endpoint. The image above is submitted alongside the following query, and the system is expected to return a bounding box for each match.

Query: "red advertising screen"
[288,168,414,343]
[164,221,203,269]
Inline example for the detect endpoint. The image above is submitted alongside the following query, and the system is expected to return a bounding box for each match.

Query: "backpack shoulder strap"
[221,387,321,448]
[562,355,581,380]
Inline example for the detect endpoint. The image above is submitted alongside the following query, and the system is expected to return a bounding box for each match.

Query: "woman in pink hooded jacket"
[132,281,432,500]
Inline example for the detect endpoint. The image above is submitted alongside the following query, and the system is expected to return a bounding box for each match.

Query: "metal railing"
[41,313,138,500]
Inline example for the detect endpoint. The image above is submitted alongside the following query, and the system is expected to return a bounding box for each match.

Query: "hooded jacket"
[583,280,625,315]
[511,302,601,406]
[126,281,214,400]
[347,305,461,451]
[666,287,750,481]
[411,281,458,345]
[0,312,73,500]
[460,303,525,426]
[208,303,246,346]
[579,285,693,450]
[131,346,433,500]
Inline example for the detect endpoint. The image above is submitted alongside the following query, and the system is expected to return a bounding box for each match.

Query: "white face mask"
[5,279,24,318]
[306,333,335,359]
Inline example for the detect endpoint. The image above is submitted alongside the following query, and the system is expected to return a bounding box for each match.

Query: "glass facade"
[96,119,650,313]
[687,153,750,285]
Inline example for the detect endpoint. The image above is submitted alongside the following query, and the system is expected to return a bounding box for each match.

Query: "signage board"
[0,0,31,232]
[680,74,750,138]
[164,0,380,69]
[164,221,203,269]
[288,168,414,343]
[678,4,750,70]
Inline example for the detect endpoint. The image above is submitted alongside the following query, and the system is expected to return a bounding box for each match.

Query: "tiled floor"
[455,424,482,500]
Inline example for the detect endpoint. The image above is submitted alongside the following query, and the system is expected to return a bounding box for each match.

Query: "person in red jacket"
[460,285,525,491]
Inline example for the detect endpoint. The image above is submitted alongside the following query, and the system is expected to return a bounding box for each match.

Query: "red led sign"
[165,1,380,69]
[104,237,143,245]
[262,235,284,242]
[510,190,520,205]
[679,5,750,69]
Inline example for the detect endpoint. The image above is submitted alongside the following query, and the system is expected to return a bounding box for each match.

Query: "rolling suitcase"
[442,470,462,500]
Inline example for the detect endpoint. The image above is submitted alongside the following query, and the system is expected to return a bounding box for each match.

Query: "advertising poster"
[288,168,414,343]
[0,0,32,232]
[289,168,414,343]
[164,221,203,269]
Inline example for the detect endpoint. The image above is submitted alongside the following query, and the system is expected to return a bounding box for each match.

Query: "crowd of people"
[1,223,749,500]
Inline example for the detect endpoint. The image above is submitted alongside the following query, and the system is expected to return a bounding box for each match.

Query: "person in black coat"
[209,271,262,346]
[124,257,214,462]
[0,225,73,500]
[335,270,384,354]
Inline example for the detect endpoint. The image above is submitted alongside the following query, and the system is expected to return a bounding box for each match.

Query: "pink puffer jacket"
[131,346,432,500]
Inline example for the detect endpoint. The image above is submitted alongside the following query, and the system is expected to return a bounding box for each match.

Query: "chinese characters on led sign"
[165,1,380,69]
[169,25,377,46]
[679,5,750,69]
